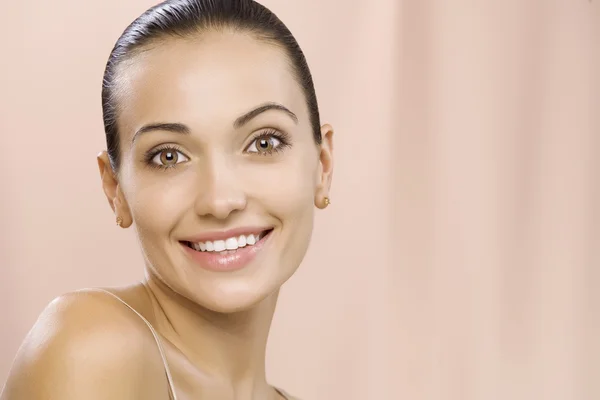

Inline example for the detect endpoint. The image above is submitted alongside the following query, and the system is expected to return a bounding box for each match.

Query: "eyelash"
[143,129,292,170]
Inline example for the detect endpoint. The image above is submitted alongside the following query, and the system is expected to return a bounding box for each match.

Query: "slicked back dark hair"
[102,0,321,172]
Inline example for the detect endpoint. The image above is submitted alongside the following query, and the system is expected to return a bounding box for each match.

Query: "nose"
[193,155,247,220]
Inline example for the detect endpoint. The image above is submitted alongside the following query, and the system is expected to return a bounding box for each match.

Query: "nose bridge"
[194,152,246,219]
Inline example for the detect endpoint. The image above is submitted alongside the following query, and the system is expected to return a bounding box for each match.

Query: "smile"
[183,230,271,253]
[180,228,273,272]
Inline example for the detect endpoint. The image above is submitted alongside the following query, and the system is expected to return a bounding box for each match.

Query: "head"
[97,0,333,313]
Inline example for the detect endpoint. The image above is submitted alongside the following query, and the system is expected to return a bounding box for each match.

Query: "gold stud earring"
[116,216,123,227]
[323,197,331,208]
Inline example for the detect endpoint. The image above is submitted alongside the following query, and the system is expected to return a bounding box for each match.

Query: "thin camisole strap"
[87,288,178,400]
[275,387,295,400]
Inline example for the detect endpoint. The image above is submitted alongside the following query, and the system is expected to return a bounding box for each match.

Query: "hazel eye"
[247,135,282,154]
[151,149,189,167]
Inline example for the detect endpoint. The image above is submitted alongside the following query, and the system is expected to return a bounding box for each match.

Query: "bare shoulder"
[1,289,169,400]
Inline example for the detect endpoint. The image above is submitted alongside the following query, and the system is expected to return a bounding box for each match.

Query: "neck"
[141,274,279,397]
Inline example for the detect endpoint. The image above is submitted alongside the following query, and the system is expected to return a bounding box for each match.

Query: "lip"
[180,229,273,272]
[181,226,273,243]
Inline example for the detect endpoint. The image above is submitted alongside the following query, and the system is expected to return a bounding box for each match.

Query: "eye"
[151,148,189,167]
[246,134,283,154]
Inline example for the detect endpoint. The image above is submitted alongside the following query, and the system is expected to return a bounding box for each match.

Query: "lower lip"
[181,231,272,272]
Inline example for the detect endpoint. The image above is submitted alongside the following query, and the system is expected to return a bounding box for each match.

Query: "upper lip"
[181,226,273,243]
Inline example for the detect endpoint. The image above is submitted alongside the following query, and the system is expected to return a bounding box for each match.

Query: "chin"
[189,281,281,314]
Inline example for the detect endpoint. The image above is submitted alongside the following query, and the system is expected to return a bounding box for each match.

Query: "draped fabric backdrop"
[0,1,598,399]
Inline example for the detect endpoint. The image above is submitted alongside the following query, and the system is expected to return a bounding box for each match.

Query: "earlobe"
[112,194,133,229]
[314,196,331,210]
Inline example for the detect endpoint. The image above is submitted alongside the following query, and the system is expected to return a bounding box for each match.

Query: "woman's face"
[99,31,333,313]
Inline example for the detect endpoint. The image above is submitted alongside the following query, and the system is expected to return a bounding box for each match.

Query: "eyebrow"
[132,123,190,144]
[132,102,297,144]
[233,102,298,128]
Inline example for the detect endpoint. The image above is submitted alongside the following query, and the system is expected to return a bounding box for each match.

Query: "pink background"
[1,1,599,399]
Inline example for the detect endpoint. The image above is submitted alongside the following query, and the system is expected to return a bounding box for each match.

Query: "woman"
[0,0,333,399]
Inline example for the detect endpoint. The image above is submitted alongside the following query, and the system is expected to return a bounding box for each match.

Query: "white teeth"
[225,237,238,250]
[189,231,268,253]
[213,240,226,252]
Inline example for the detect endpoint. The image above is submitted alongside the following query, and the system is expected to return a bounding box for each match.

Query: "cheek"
[245,152,317,262]
[125,169,197,234]
[244,153,318,213]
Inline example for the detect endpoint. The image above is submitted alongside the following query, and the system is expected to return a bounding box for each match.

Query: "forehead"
[115,31,306,136]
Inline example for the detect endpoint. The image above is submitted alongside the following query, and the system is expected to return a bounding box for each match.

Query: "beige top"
[91,289,298,400]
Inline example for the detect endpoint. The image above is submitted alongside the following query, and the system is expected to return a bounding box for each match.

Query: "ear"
[97,151,132,228]
[314,124,334,209]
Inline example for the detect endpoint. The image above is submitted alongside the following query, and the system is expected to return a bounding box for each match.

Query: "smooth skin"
[1,30,333,400]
